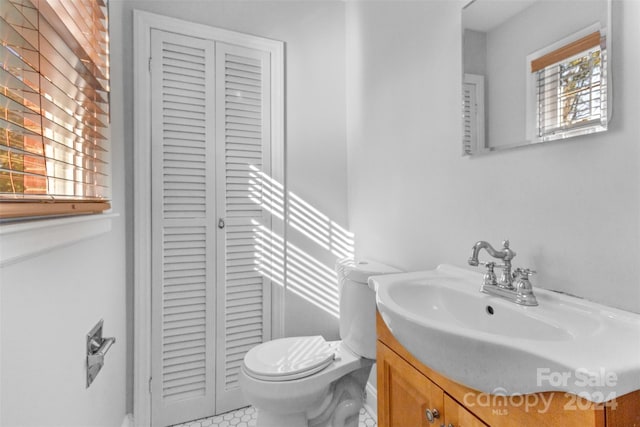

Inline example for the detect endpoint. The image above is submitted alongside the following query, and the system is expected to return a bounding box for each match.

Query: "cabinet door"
[444,394,488,427]
[378,342,444,427]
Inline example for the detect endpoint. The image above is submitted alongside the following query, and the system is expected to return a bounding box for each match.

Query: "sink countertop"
[369,264,640,402]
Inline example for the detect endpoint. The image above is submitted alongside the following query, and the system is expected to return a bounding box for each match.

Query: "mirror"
[462,0,612,155]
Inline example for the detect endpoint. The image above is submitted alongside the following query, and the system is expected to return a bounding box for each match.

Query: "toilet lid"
[243,336,337,381]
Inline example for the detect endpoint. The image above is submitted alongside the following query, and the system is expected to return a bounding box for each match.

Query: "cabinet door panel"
[444,394,488,427]
[378,342,444,427]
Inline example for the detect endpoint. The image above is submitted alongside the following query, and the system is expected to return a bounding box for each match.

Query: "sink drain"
[486,305,495,315]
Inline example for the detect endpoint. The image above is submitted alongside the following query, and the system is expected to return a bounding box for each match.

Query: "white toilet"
[238,258,400,427]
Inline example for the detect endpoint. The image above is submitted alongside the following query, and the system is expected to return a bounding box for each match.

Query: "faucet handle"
[514,268,536,278]
[513,268,539,306]
[480,261,498,286]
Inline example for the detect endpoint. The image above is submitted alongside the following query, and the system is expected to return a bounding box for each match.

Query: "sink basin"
[369,264,640,402]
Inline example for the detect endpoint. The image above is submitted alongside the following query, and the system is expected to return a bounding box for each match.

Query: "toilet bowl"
[239,259,401,427]
[239,338,372,427]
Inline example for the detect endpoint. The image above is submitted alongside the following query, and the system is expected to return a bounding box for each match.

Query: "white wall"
[346,0,640,315]
[109,0,349,412]
[0,228,127,427]
[0,12,129,424]
[463,29,486,76]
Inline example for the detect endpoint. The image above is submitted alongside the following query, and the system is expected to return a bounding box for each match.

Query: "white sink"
[369,264,640,402]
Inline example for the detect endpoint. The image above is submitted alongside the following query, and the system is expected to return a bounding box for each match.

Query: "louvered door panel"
[462,74,485,155]
[463,82,476,155]
[215,43,272,412]
[224,220,264,389]
[150,29,216,427]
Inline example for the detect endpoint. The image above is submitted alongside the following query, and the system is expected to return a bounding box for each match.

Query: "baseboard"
[363,381,377,422]
[121,413,134,427]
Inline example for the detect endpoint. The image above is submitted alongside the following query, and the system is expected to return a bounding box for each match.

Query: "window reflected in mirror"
[462,0,611,155]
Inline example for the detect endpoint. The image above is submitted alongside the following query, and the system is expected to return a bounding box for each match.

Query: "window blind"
[0,0,110,218]
[532,31,607,140]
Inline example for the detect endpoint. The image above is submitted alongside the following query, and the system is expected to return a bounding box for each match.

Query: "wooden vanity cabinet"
[443,395,488,427]
[378,342,446,427]
[376,312,640,427]
[378,341,486,427]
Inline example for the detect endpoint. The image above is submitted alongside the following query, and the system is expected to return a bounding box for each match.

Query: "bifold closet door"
[150,29,217,427]
[149,28,277,424]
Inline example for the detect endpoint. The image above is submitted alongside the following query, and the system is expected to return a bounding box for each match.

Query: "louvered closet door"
[463,82,477,154]
[462,74,484,154]
[150,29,216,427]
[214,42,273,412]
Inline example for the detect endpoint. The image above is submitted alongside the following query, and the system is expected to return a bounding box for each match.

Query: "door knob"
[425,408,440,423]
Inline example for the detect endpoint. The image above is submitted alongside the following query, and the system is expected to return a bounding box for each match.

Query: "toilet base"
[253,368,371,427]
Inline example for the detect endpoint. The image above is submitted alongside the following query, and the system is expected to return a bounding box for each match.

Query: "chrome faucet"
[468,240,516,287]
[468,240,538,306]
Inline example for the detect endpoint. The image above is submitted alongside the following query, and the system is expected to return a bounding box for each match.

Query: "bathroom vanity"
[376,312,640,427]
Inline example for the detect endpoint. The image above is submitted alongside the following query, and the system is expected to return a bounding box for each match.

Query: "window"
[0,0,110,219]
[530,30,607,141]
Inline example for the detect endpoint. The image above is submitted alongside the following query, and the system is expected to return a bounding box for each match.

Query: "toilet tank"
[336,259,400,359]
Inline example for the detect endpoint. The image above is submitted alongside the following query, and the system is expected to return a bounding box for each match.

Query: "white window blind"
[0,0,110,219]
[532,31,606,140]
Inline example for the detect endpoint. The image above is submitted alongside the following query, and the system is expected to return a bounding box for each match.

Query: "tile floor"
[173,406,376,427]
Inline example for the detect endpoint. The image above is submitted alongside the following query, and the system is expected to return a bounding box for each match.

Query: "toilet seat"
[243,336,337,381]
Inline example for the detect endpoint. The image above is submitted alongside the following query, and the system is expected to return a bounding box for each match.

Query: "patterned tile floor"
[173,406,376,427]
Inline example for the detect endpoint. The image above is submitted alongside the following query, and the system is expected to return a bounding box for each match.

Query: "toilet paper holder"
[86,319,116,387]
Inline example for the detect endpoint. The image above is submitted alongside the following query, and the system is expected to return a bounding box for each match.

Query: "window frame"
[525,25,607,143]
[0,0,111,220]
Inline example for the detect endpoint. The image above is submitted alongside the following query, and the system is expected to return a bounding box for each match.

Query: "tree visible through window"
[531,31,607,141]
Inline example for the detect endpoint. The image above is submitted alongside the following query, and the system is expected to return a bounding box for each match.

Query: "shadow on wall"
[248,165,354,318]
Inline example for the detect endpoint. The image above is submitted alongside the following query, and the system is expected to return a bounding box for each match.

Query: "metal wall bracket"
[86,319,116,388]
